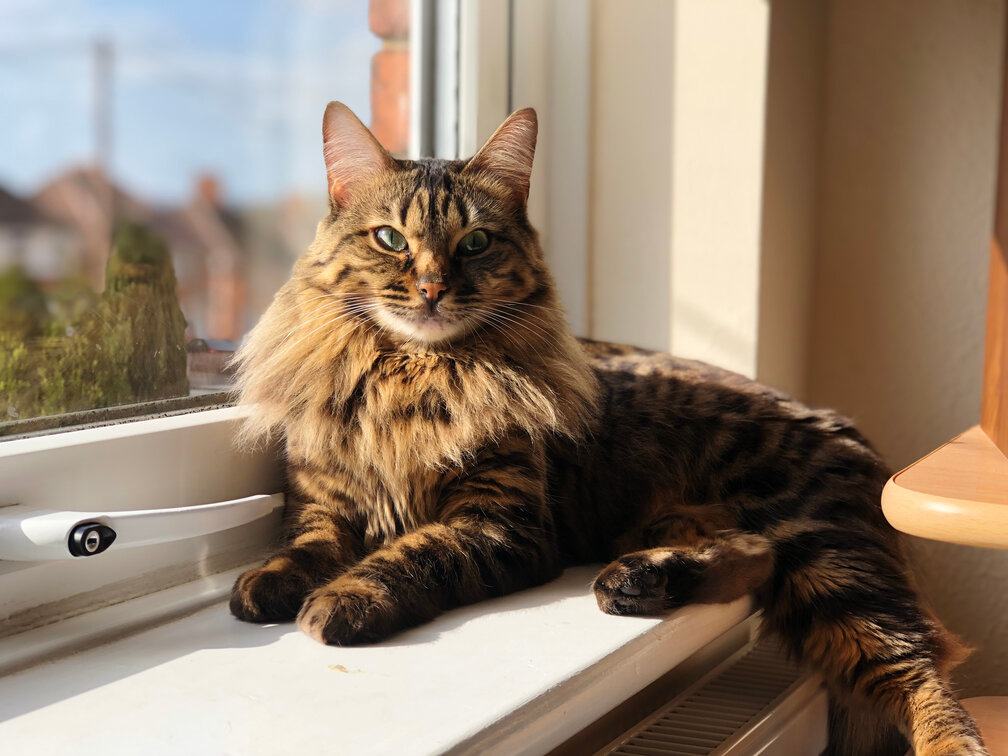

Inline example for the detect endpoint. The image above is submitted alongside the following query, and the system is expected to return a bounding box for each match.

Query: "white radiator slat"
[601,641,828,756]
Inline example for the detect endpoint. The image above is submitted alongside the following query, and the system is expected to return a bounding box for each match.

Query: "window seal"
[0,391,233,442]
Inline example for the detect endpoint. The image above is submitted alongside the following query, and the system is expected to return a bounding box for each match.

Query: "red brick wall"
[369,0,410,154]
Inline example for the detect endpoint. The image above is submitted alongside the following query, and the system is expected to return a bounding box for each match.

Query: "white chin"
[373,308,466,343]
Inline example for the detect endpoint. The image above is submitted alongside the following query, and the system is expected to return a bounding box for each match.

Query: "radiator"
[598,641,828,756]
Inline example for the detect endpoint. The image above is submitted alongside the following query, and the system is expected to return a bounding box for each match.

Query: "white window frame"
[414,0,593,333]
[509,0,593,336]
[0,407,282,634]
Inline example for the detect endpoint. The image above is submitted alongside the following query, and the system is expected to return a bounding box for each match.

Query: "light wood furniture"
[882,425,1008,550]
[964,698,1008,756]
[983,240,1008,456]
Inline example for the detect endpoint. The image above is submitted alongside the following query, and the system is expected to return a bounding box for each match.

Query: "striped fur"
[229,104,985,755]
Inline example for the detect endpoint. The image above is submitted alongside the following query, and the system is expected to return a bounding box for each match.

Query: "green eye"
[458,229,490,256]
[374,226,408,252]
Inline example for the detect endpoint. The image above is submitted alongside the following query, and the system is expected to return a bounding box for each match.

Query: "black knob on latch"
[68,523,117,557]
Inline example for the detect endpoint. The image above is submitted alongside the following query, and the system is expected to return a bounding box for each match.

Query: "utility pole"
[92,37,113,178]
[92,36,115,272]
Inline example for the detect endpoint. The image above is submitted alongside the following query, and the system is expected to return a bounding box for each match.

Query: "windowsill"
[0,565,753,755]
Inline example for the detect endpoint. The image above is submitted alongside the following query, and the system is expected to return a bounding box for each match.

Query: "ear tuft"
[463,108,538,202]
[322,101,392,207]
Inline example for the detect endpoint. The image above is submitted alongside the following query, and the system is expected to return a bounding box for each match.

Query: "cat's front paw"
[593,550,689,616]
[230,562,310,623]
[297,577,397,645]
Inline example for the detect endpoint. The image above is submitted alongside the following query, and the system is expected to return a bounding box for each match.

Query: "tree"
[0,266,48,338]
[0,223,189,422]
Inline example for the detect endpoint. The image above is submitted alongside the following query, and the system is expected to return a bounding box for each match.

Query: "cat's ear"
[463,107,537,203]
[322,101,392,207]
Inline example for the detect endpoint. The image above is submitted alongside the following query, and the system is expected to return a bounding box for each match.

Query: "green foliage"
[46,276,98,327]
[0,223,189,421]
[0,266,48,338]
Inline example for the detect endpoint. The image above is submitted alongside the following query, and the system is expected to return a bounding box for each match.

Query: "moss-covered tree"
[0,223,189,421]
[0,266,48,338]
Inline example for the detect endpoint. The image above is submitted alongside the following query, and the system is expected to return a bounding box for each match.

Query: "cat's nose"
[417,280,448,303]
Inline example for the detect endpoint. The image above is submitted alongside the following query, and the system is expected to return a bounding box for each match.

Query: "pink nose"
[418,281,448,303]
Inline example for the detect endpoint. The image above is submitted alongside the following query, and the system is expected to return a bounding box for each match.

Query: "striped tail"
[761,522,985,755]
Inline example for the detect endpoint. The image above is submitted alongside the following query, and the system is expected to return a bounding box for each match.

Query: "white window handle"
[0,494,284,561]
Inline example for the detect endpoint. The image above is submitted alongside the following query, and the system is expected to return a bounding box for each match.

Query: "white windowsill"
[0,566,752,756]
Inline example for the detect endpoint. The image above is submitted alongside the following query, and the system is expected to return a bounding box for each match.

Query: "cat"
[229,101,986,756]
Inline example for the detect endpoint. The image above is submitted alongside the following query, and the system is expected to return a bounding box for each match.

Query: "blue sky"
[0,0,378,205]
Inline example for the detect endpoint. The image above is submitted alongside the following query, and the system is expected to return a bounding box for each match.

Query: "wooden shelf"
[964,697,1008,753]
[882,425,1008,550]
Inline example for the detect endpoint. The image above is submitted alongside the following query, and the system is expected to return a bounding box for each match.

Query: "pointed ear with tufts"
[462,107,538,203]
[322,101,392,208]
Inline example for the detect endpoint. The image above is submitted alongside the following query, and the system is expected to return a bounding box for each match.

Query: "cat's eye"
[457,229,491,256]
[374,226,408,252]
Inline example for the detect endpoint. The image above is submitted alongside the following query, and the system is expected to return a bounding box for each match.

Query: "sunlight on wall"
[589,0,770,378]
[669,0,769,377]
[590,0,675,351]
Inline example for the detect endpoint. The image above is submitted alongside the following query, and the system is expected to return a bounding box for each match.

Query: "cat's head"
[233,103,598,447]
[297,101,551,345]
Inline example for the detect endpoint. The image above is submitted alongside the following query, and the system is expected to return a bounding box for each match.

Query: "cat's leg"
[230,498,365,622]
[593,501,772,614]
[296,440,561,645]
[594,503,984,754]
[593,530,774,615]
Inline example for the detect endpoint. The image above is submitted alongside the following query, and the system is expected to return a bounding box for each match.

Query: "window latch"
[0,494,284,561]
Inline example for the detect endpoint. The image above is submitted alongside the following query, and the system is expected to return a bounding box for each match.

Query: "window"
[0,0,528,649]
[0,0,412,436]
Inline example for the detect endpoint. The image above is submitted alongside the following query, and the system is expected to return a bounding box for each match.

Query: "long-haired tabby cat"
[229,102,985,755]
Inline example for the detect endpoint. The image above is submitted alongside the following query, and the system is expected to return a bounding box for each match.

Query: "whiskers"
[466,297,570,361]
[242,286,571,378]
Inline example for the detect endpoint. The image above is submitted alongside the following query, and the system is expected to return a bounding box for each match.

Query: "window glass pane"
[0,0,411,433]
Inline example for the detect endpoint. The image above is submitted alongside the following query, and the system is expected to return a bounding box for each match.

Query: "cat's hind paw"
[593,552,672,616]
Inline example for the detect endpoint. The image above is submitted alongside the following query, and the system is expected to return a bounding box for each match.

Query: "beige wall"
[585,0,1008,693]
[590,0,675,350]
[756,0,825,399]
[809,0,1007,695]
[669,1,770,376]
[590,0,773,375]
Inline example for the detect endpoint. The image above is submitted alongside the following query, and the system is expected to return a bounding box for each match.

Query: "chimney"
[195,174,221,206]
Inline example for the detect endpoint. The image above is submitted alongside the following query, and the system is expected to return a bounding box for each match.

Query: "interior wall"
[512,0,592,336]
[584,0,1007,695]
[755,0,826,400]
[668,0,770,377]
[809,0,1007,694]
[589,0,675,350]
[590,0,772,375]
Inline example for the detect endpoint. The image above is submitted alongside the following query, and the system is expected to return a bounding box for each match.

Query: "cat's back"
[580,337,792,417]
[565,338,885,504]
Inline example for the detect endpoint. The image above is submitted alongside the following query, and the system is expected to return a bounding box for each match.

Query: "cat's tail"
[758,519,984,755]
